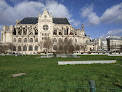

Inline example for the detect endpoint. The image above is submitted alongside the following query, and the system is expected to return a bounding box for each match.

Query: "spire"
[81,24,84,31]
[38,12,41,17]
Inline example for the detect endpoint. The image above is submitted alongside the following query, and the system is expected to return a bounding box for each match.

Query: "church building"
[0,9,97,54]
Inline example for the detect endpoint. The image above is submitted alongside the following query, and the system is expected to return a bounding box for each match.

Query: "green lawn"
[0,55,122,92]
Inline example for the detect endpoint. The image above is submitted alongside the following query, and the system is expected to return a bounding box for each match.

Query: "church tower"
[1,25,14,43]
[38,9,53,51]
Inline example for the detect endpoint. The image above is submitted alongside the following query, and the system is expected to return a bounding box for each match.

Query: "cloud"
[81,4,100,25]
[73,21,80,27]
[46,1,71,19]
[0,0,72,25]
[101,29,122,37]
[69,19,80,27]
[81,3,122,25]
[69,19,74,23]
[101,3,122,24]
[0,0,45,25]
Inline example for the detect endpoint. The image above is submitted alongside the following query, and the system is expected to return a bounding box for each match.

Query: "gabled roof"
[18,17,70,24]
[18,17,38,24]
[53,18,70,24]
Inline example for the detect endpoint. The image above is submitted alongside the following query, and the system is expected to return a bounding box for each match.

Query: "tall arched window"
[24,38,27,43]
[35,38,38,42]
[29,45,33,51]
[53,38,57,42]
[59,45,63,51]
[13,46,16,51]
[64,28,68,35]
[18,46,21,51]
[59,38,62,42]
[69,38,73,42]
[76,45,80,51]
[18,28,22,35]
[23,45,27,51]
[59,32,62,35]
[75,38,77,42]
[23,28,27,35]
[35,46,38,51]
[53,30,57,35]
[35,29,38,35]
[13,28,16,35]
[69,45,74,53]
[30,38,33,42]
[18,38,22,42]
[53,45,57,50]
[64,38,68,43]
[13,38,16,42]
[64,45,68,51]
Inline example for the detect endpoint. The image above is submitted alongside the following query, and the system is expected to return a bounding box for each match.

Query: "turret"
[38,12,41,22]
[16,20,21,24]
[9,25,14,32]
[3,25,7,31]
[81,24,85,31]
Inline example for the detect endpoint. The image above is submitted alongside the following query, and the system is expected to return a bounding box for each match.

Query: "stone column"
[33,44,35,53]
[33,28,35,36]
[16,44,18,54]
[16,28,18,36]
[22,27,23,36]
[27,27,29,36]
[57,28,59,35]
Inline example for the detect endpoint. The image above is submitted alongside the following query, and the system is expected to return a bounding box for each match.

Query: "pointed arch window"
[30,38,33,42]
[29,45,33,51]
[23,45,27,51]
[18,46,21,51]
[13,46,16,51]
[53,30,57,35]
[35,46,38,51]
[18,38,22,42]
[13,38,16,42]
[24,38,27,43]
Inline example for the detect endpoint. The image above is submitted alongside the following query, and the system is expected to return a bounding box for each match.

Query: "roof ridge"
[53,17,67,19]
[25,17,38,18]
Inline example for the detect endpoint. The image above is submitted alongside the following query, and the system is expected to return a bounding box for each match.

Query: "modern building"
[0,9,97,54]
[97,36,122,52]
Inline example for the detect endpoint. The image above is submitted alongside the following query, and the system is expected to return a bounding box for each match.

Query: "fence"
[0,80,122,92]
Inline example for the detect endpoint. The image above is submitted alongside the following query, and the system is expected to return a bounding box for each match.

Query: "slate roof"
[18,17,38,24]
[53,18,70,24]
[18,17,70,24]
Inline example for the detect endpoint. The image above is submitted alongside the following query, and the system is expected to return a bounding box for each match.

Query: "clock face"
[44,15,47,18]
[43,25,48,31]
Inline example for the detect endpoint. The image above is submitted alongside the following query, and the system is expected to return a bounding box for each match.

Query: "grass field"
[0,55,122,92]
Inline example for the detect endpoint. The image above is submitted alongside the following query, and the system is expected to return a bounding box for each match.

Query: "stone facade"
[96,36,122,52]
[1,9,97,54]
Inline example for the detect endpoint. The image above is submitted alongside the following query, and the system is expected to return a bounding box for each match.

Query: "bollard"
[89,80,96,92]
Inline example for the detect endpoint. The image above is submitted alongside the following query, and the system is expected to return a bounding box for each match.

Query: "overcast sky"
[0,0,122,38]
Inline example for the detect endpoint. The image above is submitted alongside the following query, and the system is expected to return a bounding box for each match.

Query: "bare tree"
[120,45,122,52]
[7,43,14,54]
[0,43,3,53]
[0,43,8,53]
[38,41,42,54]
[56,38,74,54]
[43,38,53,55]
[80,44,87,52]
